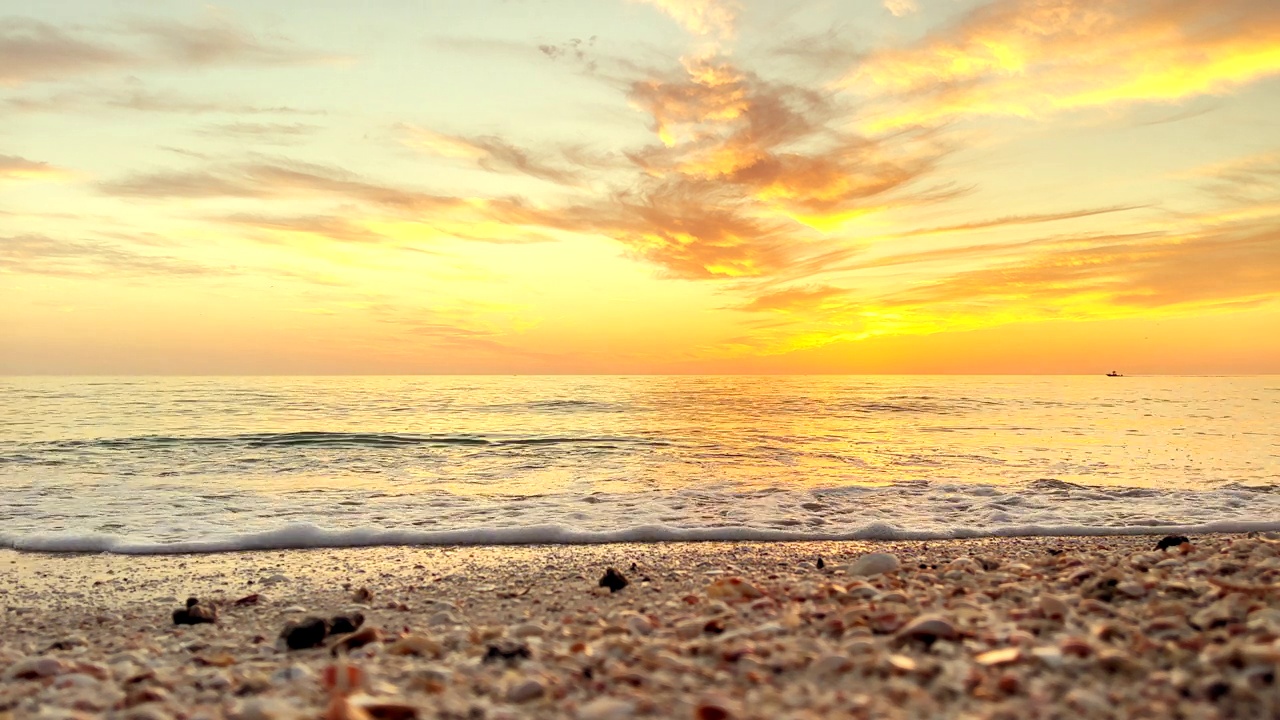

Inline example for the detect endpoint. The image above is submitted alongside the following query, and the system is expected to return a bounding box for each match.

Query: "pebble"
[172,597,217,625]
[510,622,545,638]
[1155,535,1191,551]
[599,568,629,593]
[577,698,635,720]
[329,613,365,635]
[3,655,73,680]
[506,678,546,703]
[844,553,900,576]
[280,617,329,650]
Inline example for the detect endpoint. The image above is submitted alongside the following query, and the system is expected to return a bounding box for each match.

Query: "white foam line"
[3,519,1280,555]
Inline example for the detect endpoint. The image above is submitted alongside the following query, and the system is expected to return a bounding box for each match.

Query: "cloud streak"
[0,154,72,182]
[0,14,334,86]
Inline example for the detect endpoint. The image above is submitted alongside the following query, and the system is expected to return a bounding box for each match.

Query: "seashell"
[974,647,1021,666]
[331,627,382,655]
[845,553,900,577]
[707,577,764,601]
[897,614,959,643]
[386,634,438,657]
[844,582,878,599]
[811,654,852,675]
[887,654,919,672]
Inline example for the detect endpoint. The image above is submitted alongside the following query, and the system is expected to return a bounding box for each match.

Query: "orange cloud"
[855,0,1280,128]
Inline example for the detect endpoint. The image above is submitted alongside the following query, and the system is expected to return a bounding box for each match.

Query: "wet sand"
[2,534,1278,719]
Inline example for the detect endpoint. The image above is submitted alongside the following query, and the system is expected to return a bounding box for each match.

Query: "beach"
[3,534,1278,719]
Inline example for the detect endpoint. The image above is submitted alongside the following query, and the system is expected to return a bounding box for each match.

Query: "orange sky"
[2,0,1279,373]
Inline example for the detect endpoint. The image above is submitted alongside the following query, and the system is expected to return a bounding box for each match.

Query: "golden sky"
[2,0,1279,373]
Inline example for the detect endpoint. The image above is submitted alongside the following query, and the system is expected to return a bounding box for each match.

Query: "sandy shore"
[2,535,1278,719]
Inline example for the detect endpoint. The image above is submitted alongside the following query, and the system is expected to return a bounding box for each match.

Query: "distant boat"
[1106,371,1123,377]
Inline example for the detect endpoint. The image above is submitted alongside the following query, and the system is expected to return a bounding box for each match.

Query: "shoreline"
[3,534,1278,718]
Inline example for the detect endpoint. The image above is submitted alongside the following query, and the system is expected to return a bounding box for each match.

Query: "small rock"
[1155,535,1191,551]
[506,678,546,703]
[329,613,365,635]
[577,698,635,720]
[816,557,825,569]
[483,640,531,663]
[1039,594,1069,620]
[3,655,73,680]
[811,654,852,675]
[510,622,545,638]
[352,587,373,603]
[694,698,735,720]
[845,553,900,577]
[897,614,959,644]
[599,568,629,593]
[173,597,217,625]
[280,617,329,650]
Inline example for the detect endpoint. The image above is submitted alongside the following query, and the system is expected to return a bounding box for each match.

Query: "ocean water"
[0,375,1277,554]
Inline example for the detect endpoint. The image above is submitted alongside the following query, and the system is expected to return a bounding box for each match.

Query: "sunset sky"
[3,0,1279,374]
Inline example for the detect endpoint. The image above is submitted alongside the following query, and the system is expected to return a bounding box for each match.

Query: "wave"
[3,519,1279,555]
[15,431,672,452]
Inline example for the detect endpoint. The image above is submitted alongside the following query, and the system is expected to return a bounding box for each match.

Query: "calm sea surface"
[1,376,1277,553]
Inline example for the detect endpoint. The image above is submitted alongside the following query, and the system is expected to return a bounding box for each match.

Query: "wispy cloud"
[398,125,581,185]
[0,154,73,182]
[0,233,222,278]
[633,0,741,40]
[0,19,130,85]
[854,0,1280,129]
[883,0,918,18]
[0,13,336,86]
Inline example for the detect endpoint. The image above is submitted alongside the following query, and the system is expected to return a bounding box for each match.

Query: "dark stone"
[280,617,330,650]
[483,640,531,663]
[1156,535,1191,551]
[816,557,825,569]
[329,612,365,635]
[173,598,217,625]
[599,568,628,593]
[703,618,726,635]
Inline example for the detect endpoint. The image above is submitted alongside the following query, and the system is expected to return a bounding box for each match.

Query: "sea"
[1,375,1277,554]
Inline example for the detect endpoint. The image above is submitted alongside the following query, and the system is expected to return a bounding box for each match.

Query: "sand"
[2,534,1279,719]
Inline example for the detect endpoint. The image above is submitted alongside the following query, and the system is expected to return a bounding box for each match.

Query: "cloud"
[883,0,918,18]
[198,122,320,145]
[124,16,332,67]
[633,0,741,39]
[0,14,334,85]
[854,0,1280,128]
[4,86,321,115]
[0,154,73,182]
[399,125,581,185]
[0,19,130,85]
[880,220,1280,315]
[737,285,849,312]
[0,233,223,278]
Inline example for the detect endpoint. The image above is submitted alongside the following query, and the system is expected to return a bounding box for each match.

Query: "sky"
[2,0,1279,374]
